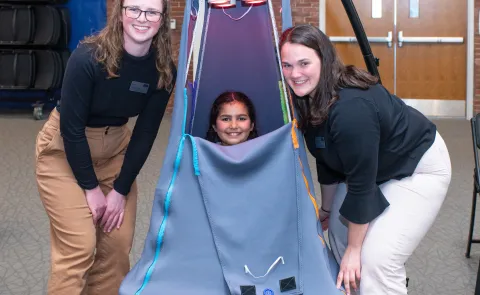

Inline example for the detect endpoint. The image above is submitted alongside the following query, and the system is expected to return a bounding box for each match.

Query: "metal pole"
[340,0,382,84]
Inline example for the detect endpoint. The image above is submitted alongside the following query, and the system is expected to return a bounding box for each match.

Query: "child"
[206,91,259,145]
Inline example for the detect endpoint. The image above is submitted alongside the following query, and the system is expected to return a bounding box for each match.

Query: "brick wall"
[476,0,480,114]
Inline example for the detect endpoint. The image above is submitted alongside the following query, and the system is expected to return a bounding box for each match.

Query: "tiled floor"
[0,109,479,294]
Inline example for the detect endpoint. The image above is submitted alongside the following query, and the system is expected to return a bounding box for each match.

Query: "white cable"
[222,5,253,21]
[244,256,285,279]
[191,4,198,18]
[186,13,199,79]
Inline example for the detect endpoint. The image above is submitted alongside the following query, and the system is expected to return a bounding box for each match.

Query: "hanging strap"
[281,0,292,30]
[244,256,285,279]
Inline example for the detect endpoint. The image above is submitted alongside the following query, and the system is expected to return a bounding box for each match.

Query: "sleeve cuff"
[78,180,99,191]
[339,186,390,224]
[318,174,342,185]
[113,174,136,196]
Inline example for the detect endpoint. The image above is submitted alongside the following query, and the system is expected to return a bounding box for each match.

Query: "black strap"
[320,207,331,214]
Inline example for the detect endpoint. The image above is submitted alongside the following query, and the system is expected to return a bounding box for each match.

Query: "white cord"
[186,13,199,78]
[222,5,253,21]
[189,2,211,130]
[191,4,198,18]
[244,256,285,279]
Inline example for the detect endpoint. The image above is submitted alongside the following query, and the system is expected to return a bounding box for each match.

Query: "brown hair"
[81,0,173,90]
[206,91,259,143]
[279,24,378,130]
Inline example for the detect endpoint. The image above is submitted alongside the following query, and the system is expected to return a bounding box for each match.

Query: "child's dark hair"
[206,91,259,143]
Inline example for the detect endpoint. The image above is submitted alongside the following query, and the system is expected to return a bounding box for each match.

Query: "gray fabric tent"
[119,0,346,294]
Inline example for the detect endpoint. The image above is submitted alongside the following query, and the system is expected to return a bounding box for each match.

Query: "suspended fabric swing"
[119,0,347,294]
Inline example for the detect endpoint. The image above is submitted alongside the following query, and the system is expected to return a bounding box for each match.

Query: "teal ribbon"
[135,88,199,294]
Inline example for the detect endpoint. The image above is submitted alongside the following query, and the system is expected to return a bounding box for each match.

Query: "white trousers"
[328,131,451,295]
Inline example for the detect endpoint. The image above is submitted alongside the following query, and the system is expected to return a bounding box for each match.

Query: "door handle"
[330,31,393,48]
[397,31,464,47]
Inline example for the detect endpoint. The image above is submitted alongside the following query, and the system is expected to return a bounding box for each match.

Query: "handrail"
[330,31,393,48]
[398,31,464,47]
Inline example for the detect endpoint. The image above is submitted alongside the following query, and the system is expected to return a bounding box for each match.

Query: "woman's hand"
[100,189,126,233]
[85,186,107,225]
[319,207,330,231]
[336,245,362,295]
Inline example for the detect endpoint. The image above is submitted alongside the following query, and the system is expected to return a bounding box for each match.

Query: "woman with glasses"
[34,0,176,294]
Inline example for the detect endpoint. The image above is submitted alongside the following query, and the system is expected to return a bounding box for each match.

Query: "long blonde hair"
[82,0,173,90]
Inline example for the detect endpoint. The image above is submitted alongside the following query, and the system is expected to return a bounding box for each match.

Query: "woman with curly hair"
[34,0,176,294]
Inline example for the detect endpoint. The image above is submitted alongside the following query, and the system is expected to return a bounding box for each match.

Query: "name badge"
[315,136,326,149]
[129,81,149,94]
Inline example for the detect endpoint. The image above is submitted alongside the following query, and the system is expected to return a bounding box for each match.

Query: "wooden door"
[326,0,395,93]
[325,0,467,102]
[396,0,467,100]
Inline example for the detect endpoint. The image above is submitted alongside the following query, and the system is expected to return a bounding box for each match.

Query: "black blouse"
[58,43,176,196]
[304,84,436,224]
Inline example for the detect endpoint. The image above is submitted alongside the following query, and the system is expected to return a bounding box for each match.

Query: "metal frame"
[467,0,474,119]
[340,0,382,83]
[467,113,480,258]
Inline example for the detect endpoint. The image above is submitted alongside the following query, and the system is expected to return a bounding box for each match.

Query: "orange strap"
[291,119,299,149]
[298,156,319,220]
[289,98,325,246]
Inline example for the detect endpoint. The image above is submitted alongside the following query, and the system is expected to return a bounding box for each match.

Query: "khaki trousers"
[35,109,138,295]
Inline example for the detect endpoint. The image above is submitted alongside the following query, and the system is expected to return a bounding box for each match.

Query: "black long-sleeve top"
[58,43,176,196]
[305,84,436,224]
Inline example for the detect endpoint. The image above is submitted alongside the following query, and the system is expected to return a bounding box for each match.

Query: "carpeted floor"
[0,109,478,295]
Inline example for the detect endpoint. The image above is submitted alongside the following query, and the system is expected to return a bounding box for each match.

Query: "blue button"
[263,289,274,295]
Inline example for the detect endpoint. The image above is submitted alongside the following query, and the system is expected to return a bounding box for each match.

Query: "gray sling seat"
[0,50,35,89]
[32,5,61,46]
[0,4,34,45]
[0,49,67,90]
[33,50,64,90]
[57,7,71,49]
[119,0,347,294]
[0,4,66,47]
[2,0,68,4]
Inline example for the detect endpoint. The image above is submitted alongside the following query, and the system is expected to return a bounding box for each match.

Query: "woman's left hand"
[336,245,362,295]
[100,189,126,233]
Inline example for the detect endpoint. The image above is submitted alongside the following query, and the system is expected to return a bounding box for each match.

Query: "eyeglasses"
[123,6,163,23]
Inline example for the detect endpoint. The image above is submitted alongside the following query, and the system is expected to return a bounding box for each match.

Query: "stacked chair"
[0,0,70,119]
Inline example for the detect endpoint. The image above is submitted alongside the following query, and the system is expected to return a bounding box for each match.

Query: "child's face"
[213,101,254,146]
